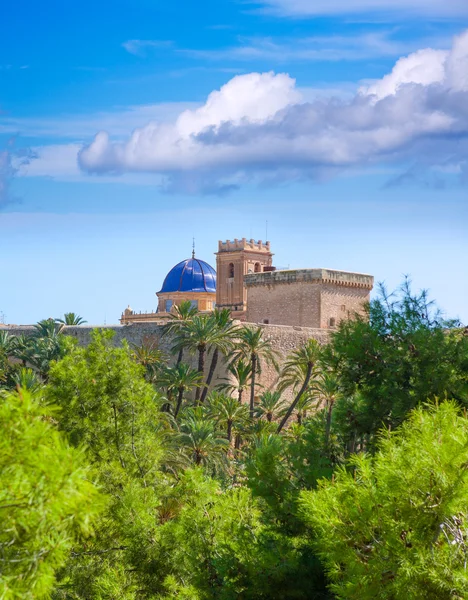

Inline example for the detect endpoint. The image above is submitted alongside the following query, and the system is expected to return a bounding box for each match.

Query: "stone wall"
[2,322,330,402]
[320,284,370,329]
[245,268,373,329]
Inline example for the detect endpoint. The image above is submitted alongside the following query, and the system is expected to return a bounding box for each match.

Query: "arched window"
[329,317,336,328]
[228,263,235,278]
[254,262,261,273]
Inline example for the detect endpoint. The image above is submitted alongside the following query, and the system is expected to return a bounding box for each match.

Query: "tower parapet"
[218,238,271,253]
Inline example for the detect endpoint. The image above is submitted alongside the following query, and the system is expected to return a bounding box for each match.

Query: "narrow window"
[263,319,269,324]
[165,300,173,312]
[341,304,346,312]
[229,263,234,278]
[329,317,336,327]
[254,262,261,273]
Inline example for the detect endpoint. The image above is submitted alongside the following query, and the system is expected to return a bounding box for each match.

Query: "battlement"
[244,268,374,290]
[217,238,271,253]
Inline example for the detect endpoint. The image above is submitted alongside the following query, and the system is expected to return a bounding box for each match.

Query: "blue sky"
[1,0,467,324]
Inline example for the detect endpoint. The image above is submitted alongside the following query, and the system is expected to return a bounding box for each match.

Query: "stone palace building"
[120,238,374,329]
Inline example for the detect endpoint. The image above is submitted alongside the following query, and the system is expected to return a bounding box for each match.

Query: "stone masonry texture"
[245,268,373,329]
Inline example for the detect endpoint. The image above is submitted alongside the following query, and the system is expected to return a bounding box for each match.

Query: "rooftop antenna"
[192,237,196,259]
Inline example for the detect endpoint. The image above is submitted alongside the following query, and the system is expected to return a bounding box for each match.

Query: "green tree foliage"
[0,390,103,599]
[255,390,286,422]
[326,280,468,445]
[131,335,167,381]
[156,362,204,417]
[216,358,252,403]
[2,279,466,599]
[232,326,279,418]
[45,328,162,478]
[44,330,168,598]
[278,338,322,433]
[163,299,199,365]
[175,407,230,472]
[301,402,468,600]
[205,392,249,443]
[171,313,235,402]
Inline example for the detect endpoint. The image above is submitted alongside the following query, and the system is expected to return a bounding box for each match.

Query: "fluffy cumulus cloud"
[79,30,468,193]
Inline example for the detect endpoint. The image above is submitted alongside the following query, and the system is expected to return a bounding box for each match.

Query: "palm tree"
[176,407,229,472]
[0,331,16,358]
[131,336,166,381]
[26,337,63,380]
[12,367,42,393]
[200,309,238,403]
[23,319,67,380]
[311,372,342,446]
[171,313,233,402]
[56,313,87,326]
[206,392,249,443]
[255,390,287,423]
[277,338,322,434]
[10,334,31,367]
[217,358,252,404]
[156,363,203,418]
[293,392,318,425]
[231,326,279,419]
[163,300,199,365]
[34,318,64,337]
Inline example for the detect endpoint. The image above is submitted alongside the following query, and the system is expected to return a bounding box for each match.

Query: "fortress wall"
[245,268,373,329]
[246,280,322,328]
[2,322,330,403]
[320,284,370,329]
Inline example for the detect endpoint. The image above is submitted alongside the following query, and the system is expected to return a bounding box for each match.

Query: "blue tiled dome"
[159,257,217,294]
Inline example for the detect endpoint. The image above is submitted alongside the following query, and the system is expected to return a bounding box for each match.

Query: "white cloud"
[254,0,468,17]
[78,29,468,193]
[15,144,165,186]
[79,72,303,179]
[176,72,302,135]
[16,144,82,179]
[361,48,448,100]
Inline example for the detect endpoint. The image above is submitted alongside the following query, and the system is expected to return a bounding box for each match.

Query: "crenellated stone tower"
[215,238,273,320]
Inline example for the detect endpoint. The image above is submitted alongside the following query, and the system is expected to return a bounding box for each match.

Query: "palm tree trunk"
[174,387,184,418]
[277,363,313,434]
[195,346,206,402]
[325,400,334,446]
[200,348,218,403]
[249,354,257,419]
[227,419,232,443]
[177,348,184,365]
[238,389,243,404]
